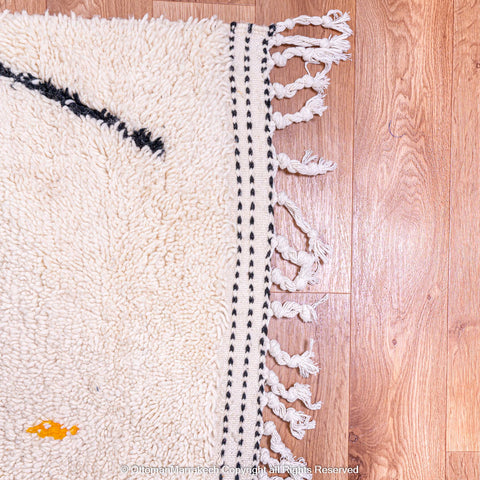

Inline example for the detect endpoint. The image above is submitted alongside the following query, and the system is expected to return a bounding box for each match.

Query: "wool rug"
[0,10,351,480]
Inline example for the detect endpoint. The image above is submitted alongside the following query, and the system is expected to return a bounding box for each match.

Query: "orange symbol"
[26,420,79,440]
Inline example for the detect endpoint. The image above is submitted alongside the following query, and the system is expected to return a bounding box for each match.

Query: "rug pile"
[0,9,351,480]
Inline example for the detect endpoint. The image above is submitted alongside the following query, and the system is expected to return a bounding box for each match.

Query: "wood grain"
[1,0,46,12]
[167,0,254,6]
[263,293,350,479]
[447,452,480,480]
[153,0,254,22]
[349,1,451,479]
[447,0,480,453]
[256,0,354,294]
[47,0,152,17]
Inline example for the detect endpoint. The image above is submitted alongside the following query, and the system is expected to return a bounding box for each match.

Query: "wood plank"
[447,0,480,452]
[447,452,480,480]
[1,0,46,13]
[168,0,255,6]
[350,0,451,479]
[263,293,350,478]
[47,0,152,18]
[153,0,254,22]
[256,0,354,294]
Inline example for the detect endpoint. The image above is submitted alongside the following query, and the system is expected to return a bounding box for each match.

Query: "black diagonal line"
[0,62,165,157]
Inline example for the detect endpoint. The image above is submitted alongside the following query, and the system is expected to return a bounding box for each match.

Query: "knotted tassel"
[271,234,319,292]
[271,43,351,69]
[263,420,299,460]
[272,234,318,270]
[261,391,316,440]
[276,150,336,176]
[275,191,329,263]
[272,72,330,100]
[275,10,352,35]
[261,421,312,479]
[266,338,319,378]
[271,267,315,292]
[273,95,328,129]
[269,296,328,323]
[265,368,322,410]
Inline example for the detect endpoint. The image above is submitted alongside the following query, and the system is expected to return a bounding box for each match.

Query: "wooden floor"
[2,0,479,478]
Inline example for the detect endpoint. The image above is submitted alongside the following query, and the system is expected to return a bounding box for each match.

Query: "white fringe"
[269,296,328,323]
[265,368,322,410]
[266,338,319,378]
[275,150,336,176]
[272,95,328,130]
[263,421,298,459]
[275,191,329,263]
[275,10,352,34]
[271,233,319,292]
[272,234,318,273]
[260,10,351,477]
[271,43,350,70]
[272,33,350,49]
[261,391,316,440]
[271,192,328,291]
[260,421,313,480]
[271,267,316,293]
[272,73,330,99]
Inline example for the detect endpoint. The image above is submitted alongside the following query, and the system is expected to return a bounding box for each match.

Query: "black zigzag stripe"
[0,62,165,156]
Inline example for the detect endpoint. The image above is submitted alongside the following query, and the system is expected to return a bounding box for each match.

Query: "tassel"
[275,191,329,263]
[275,10,352,35]
[276,150,336,176]
[269,296,328,323]
[271,234,319,292]
[265,368,322,410]
[272,234,318,271]
[271,268,309,292]
[262,391,316,440]
[273,95,328,130]
[272,72,330,100]
[271,42,351,69]
[267,338,319,378]
[263,421,298,459]
[261,421,313,480]
[272,33,350,49]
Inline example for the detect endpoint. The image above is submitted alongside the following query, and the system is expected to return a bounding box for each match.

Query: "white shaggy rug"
[0,10,351,480]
